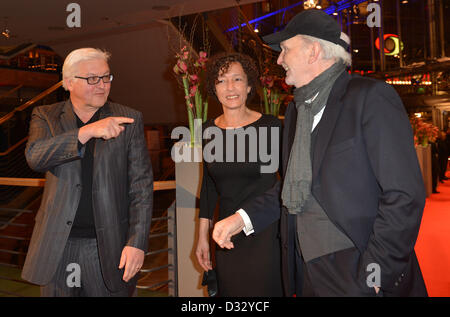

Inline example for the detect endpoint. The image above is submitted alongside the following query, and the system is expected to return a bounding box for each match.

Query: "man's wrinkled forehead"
[280,35,303,50]
[76,58,110,75]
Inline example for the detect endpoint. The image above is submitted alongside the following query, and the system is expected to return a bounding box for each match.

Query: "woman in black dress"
[195,53,283,297]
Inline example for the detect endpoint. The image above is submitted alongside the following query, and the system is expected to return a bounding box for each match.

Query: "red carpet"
[415,171,450,297]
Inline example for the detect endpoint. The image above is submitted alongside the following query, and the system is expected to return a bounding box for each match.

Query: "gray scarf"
[282,61,346,214]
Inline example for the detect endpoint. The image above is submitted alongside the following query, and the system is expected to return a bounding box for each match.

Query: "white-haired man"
[212,9,427,297]
[21,48,153,296]
[263,9,427,297]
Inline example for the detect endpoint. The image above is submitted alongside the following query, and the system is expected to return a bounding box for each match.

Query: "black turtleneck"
[69,110,100,238]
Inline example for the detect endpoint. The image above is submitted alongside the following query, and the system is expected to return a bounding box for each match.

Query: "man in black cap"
[260,9,426,296]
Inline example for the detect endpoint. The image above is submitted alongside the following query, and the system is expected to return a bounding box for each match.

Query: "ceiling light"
[304,0,319,10]
[1,28,10,39]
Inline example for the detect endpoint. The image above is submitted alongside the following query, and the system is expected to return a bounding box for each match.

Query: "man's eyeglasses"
[74,74,114,85]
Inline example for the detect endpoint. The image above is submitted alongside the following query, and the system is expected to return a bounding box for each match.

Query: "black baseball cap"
[262,9,349,51]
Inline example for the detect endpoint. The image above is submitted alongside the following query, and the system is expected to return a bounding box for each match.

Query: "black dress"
[199,114,283,297]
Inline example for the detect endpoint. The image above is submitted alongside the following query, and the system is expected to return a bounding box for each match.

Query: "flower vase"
[173,141,205,296]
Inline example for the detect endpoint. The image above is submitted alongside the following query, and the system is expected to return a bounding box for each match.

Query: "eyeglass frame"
[74,74,114,85]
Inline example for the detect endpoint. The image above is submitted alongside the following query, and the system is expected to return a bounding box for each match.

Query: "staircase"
[0,81,64,204]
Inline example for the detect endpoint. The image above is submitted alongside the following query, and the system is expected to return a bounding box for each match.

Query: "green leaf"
[263,87,269,114]
[203,101,208,123]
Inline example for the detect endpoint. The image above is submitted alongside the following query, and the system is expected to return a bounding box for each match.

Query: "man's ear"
[64,78,74,92]
[247,86,251,94]
[308,42,322,64]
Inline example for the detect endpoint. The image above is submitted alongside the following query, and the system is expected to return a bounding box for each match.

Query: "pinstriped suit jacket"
[21,100,153,292]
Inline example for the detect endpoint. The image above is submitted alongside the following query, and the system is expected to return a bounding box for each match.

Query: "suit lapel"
[312,71,351,180]
[93,103,112,178]
[60,99,78,133]
[59,99,82,184]
[283,72,352,180]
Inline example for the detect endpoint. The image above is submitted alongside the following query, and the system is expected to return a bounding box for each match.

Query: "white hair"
[62,48,111,90]
[299,33,352,66]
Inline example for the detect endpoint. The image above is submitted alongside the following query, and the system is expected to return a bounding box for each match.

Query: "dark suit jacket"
[243,71,427,296]
[21,100,153,292]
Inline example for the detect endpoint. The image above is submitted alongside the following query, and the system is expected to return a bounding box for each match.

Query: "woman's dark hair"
[205,52,259,103]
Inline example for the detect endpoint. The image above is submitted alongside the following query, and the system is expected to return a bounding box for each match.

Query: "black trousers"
[439,156,448,180]
[296,247,379,297]
[40,237,135,297]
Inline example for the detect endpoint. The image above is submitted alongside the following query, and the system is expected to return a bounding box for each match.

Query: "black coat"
[243,71,427,296]
[437,138,449,161]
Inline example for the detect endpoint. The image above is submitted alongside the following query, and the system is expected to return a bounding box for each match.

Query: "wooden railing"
[0,84,24,102]
[0,81,62,126]
[0,177,175,191]
[0,138,27,157]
